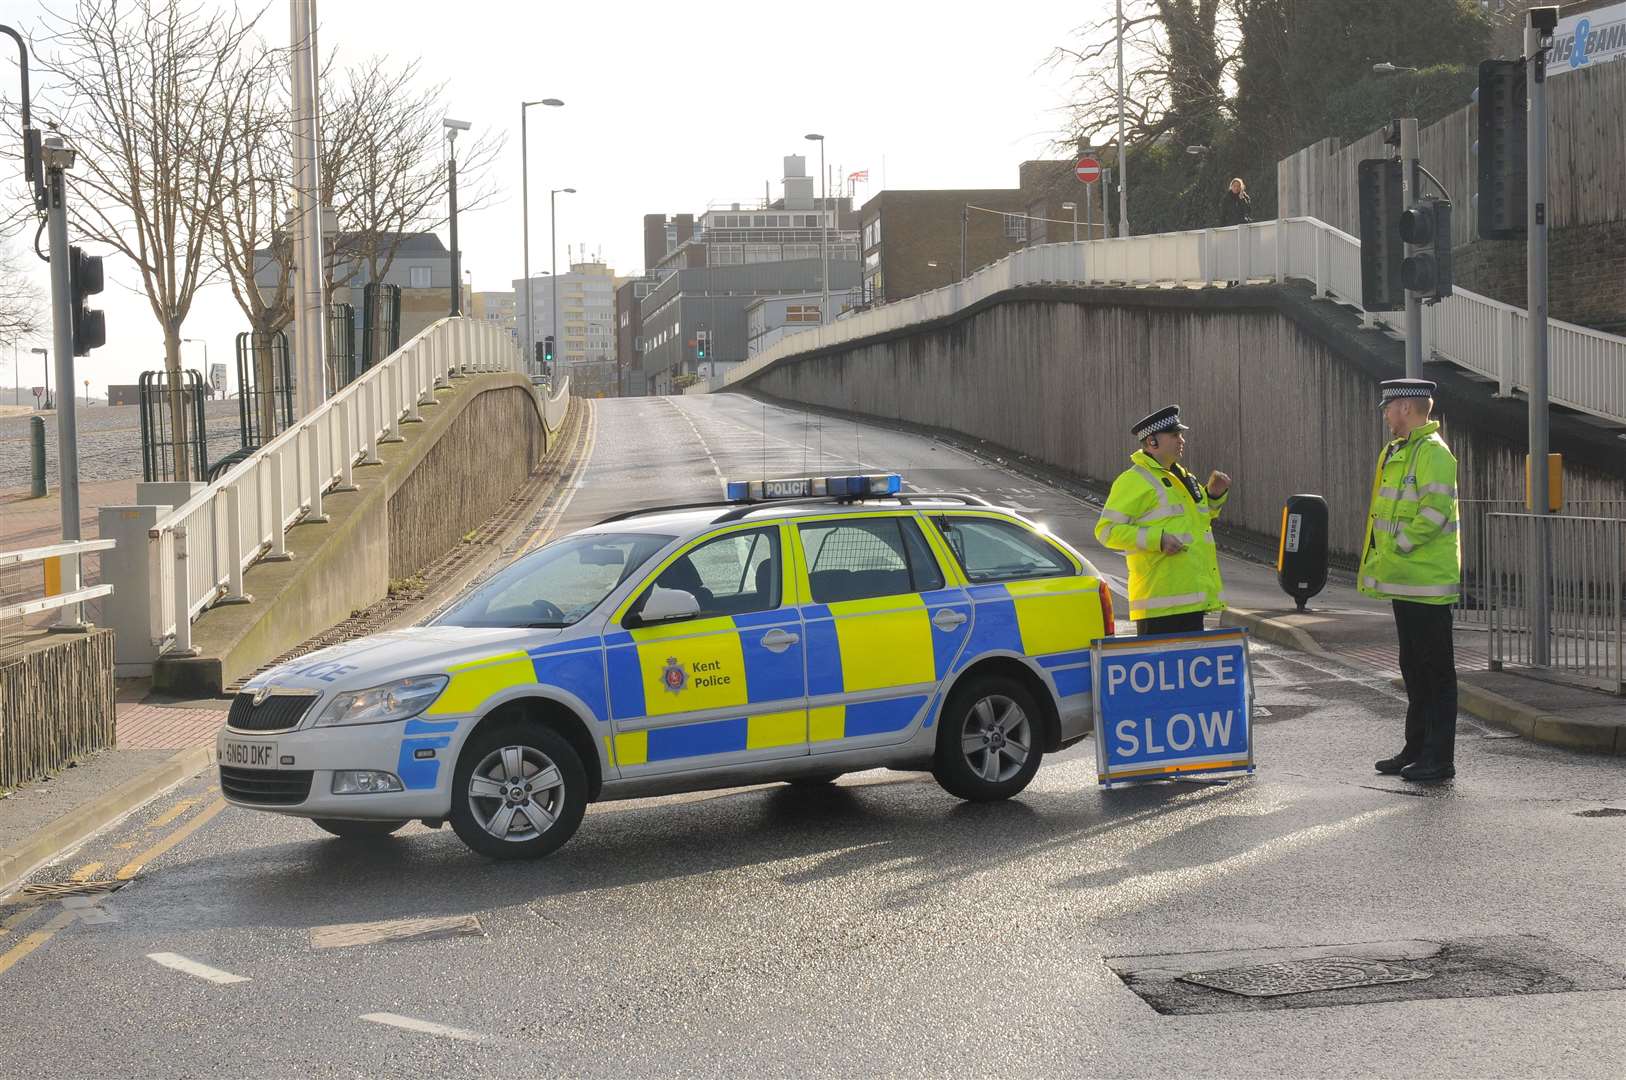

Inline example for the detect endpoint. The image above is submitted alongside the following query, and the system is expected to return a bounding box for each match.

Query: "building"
[858,160,1090,305]
[640,260,859,394]
[746,288,862,357]
[513,261,619,379]
[254,230,466,350]
[469,291,517,350]
[615,274,661,396]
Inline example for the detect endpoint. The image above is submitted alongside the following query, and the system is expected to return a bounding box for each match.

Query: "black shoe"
[1400,760,1455,782]
[1374,754,1415,775]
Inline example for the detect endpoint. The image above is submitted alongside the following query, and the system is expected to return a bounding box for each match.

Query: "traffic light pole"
[45,152,85,628]
[1526,19,1552,665]
[1399,118,1423,379]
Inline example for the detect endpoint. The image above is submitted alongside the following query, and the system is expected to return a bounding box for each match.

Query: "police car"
[218,474,1115,860]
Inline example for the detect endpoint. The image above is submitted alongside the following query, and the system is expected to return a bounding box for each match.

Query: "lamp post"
[182,336,209,392]
[31,346,47,409]
[82,377,88,405]
[1116,0,1129,237]
[804,133,829,325]
[550,187,576,371]
[960,204,968,277]
[521,98,564,376]
[443,117,472,317]
[1062,201,1078,242]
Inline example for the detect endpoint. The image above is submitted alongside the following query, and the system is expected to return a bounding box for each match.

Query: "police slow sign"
[1092,628,1255,786]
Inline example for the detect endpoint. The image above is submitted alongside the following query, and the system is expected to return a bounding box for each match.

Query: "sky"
[0,0,1106,402]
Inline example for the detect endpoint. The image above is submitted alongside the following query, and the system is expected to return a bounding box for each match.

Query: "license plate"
[222,739,278,768]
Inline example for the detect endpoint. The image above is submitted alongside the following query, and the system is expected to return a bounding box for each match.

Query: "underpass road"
[3,394,1624,1078]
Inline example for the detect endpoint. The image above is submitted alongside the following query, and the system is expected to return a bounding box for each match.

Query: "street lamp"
[82,377,88,405]
[521,98,564,376]
[30,346,48,409]
[1061,201,1078,242]
[804,133,830,325]
[443,117,472,317]
[550,187,576,371]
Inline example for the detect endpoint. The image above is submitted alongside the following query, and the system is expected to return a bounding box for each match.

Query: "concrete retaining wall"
[743,284,1626,558]
[155,374,550,695]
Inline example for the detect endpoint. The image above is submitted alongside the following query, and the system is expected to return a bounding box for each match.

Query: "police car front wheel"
[933,677,1044,802]
[449,724,587,859]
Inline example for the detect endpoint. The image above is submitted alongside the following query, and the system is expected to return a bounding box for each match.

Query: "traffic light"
[1477,59,1527,241]
[542,335,554,364]
[1401,197,1453,303]
[69,245,105,355]
[1357,158,1404,312]
[696,331,708,360]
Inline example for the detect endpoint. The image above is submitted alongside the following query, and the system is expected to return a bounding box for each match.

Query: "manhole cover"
[20,880,130,898]
[1179,956,1433,997]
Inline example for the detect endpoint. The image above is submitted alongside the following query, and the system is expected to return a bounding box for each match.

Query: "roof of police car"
[584,495,1024,536]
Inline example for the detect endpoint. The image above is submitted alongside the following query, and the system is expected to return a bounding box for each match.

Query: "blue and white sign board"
[1092,627,1255,787]
[1553,3,1626,76]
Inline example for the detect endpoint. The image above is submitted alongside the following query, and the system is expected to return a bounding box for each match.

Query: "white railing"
[147,316,522,655]
[706,217,1626,431]
[0,538,116,623]
[541,376,571,432]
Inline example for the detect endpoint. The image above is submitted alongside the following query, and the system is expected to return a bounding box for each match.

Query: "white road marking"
[360,1012,485,1043]
[145,952,250,985]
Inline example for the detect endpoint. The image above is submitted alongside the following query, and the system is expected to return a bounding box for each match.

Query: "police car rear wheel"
[312,818,409,838]
[449,725,586,859]
[933,679,1043,802]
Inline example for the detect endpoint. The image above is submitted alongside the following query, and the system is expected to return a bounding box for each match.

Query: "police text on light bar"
[724,474,903,502]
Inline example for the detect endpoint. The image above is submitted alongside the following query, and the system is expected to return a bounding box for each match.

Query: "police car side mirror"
[633,585,701,626]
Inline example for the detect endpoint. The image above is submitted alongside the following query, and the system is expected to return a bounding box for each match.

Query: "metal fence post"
[223,483,252,603]
[170,525,196,656]
[404,347,423,423]
[304,424,327,523]
[335,404,356,492]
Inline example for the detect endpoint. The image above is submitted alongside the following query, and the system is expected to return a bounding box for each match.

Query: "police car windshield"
[433,532,674,629]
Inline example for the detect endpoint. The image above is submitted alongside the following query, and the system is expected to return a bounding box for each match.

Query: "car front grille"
[219,766,313,806]
[227,691,319,733]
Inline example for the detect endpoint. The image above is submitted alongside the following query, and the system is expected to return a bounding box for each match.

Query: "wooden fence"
[1278,58,1626,243]
[0,629,117,789]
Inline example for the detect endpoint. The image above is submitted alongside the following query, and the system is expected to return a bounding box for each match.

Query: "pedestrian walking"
[1221,178,1252,227]
[1095,406,1231,636]
[1360,379,1462,781]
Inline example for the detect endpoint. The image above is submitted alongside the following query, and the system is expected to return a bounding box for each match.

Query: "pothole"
[1573,807,1626,818]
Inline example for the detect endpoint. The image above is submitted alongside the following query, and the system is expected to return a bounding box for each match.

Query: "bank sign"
[1092,628,1255,787]
[1554,3,1626,74]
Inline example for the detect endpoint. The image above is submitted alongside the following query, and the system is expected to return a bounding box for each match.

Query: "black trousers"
[1137,611,1206,637]
[1392,600,1458,765]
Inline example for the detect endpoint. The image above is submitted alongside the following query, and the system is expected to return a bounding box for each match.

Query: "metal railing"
[1487,512,1625,693]
[0,538,116,625]
[146,316,522,656]
[699,217,1626,431]
[1457,501,1626,627]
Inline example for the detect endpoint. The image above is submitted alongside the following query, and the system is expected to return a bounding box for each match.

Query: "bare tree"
[0,242,46,346]
[33,0,270,480]
[320,56,504,358]
[1050,1,1240,153]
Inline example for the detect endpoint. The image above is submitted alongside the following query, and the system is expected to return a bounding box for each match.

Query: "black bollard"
[29,414,46,498]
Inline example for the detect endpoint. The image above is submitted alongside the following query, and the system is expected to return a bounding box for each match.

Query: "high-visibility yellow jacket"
[1094,450,1227,620]
[1358,420,1461,605]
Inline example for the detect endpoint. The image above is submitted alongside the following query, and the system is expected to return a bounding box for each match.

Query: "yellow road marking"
[113,841,136,850]
[1,905,42,937]
[146,798,199,830]
[115,798,227,880]
[68,863,103,882]
[0,909,76,977]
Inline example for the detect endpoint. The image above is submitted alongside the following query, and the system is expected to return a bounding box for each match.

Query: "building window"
[785,305,821,323]
[409,266,431,288]
[1003,214,1028,241]
[863,218,880,249]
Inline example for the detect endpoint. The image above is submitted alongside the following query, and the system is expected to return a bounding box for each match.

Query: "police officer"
[1094,405,1231,636]
[1360,379,1462,781]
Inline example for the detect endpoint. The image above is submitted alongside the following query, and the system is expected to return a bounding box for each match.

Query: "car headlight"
[315,675,449,727]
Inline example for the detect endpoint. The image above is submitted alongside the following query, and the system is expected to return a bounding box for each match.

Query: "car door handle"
[932,609,968,631]
[761,629,800,653]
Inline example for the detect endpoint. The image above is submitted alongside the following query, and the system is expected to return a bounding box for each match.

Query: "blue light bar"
[723,473,904,502]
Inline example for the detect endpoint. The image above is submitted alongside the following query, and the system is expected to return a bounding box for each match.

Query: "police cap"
[1132,405,1189,441]
[1378,378,1437,410]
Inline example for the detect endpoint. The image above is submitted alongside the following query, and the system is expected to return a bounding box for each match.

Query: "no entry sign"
[1075,157,1102,184]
